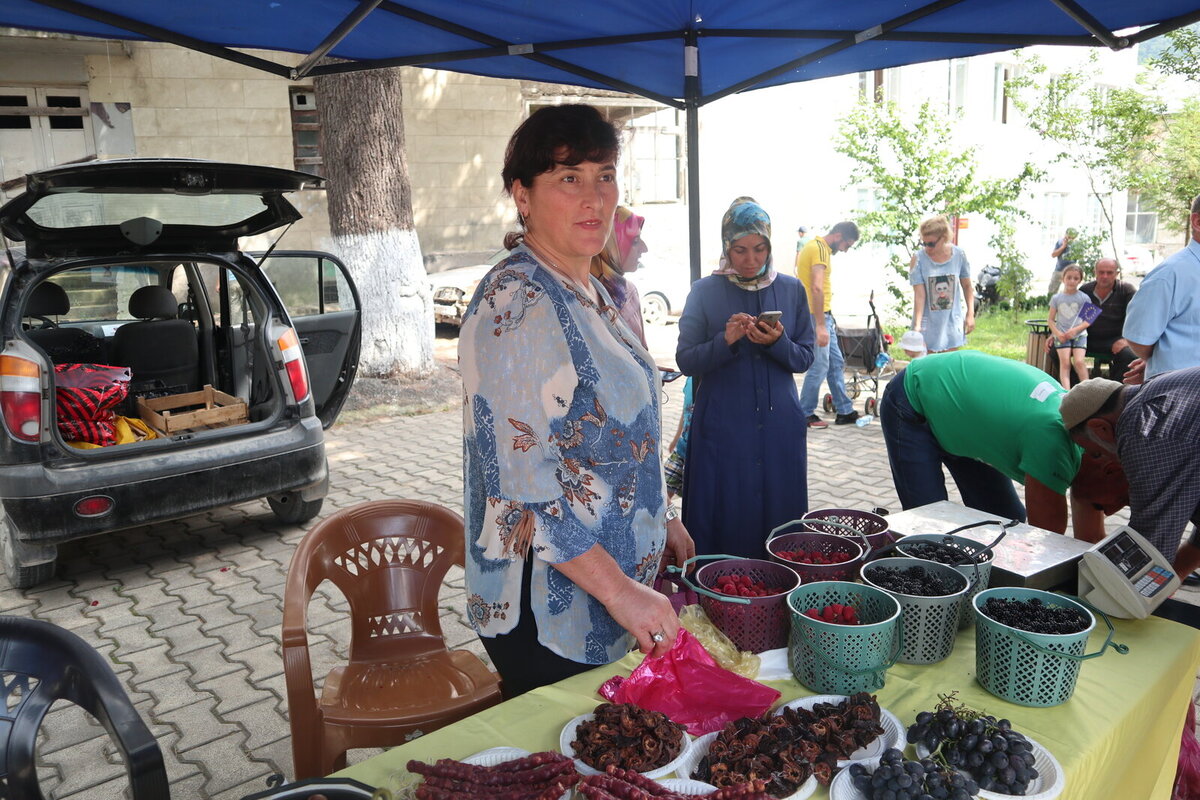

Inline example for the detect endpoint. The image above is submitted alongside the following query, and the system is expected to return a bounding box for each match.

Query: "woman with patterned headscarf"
[675,197,816,559]
[590,206,649,347]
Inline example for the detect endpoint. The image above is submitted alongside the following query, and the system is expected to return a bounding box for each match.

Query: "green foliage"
[834,100,1042,306]
[1128,98,1200,239]
[988,217,1032,305]
[1007,55,1165,262]
[885,305,1049,363]
[1147,27,1200,82]
[1065,230,1108,279]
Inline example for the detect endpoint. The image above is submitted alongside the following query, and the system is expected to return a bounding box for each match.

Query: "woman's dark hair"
[501,105,619,248]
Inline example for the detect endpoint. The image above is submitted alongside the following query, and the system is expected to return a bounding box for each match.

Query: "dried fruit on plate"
[572,702,686,772]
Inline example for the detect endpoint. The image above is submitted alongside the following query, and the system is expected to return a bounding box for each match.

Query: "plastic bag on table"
[678,604,761,679]
[1173,702,1200,800]
[602,629,780,736]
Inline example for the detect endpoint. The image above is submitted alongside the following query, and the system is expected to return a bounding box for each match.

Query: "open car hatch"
[0,159,324,258]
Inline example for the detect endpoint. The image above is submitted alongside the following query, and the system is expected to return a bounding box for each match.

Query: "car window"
[23,193,268,229]
[259,254,358,317]
[45,265,160,322]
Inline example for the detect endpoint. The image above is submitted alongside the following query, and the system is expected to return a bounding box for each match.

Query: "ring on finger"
[651,630,665,643]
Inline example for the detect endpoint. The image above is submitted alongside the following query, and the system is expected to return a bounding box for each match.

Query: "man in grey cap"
[1061,367,1200,579]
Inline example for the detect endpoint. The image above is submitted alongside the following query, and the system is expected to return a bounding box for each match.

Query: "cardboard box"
[138,385,248,435]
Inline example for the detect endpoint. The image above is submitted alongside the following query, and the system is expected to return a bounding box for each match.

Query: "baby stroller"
[822,291,897,417]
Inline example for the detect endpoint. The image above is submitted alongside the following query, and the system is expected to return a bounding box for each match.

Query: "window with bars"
[527,101,684,205]
[289,88,322,177]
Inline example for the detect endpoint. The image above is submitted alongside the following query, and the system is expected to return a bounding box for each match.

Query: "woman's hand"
[661,517,695,572]
[605,579,680,658]
[724,313,754,346]
[746,318,783,346]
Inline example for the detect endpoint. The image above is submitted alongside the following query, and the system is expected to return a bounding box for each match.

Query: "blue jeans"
[879,369,1027,521]
[800,312,853,416]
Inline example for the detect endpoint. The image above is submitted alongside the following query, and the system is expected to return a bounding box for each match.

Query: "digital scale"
[1078,526,1179,619]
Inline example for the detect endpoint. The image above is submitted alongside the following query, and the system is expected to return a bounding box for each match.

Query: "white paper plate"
[560,712,692,779]
[673,731,819,800]
[774,694,905,767]
[659,777,718,795]
[829,766,867,800]
[915,732,1065,800]
[462,746,531,766]
[461,746,573,800]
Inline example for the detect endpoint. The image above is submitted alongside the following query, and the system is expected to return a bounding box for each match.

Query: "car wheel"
[0,519,56,589]
[269,492,324,525]
[642,293,669,326]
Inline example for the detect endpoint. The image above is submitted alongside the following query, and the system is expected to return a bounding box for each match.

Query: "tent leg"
[685,31,702,285]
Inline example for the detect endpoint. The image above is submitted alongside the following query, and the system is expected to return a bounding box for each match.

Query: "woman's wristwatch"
[664,505,679,524]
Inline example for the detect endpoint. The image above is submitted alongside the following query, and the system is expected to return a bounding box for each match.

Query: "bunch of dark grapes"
[847,748,978,800]
[900,541,989,565]
[905,694,1040,796]
[864,564,962,597]
[980,597,1089,635]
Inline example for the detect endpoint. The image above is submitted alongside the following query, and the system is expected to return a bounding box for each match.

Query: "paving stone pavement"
[2,334,1197,799]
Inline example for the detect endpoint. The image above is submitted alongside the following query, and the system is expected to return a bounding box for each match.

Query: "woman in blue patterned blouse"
[459,105,695,697]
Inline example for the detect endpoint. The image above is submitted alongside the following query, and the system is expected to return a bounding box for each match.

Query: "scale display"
[1079,526,1179,618]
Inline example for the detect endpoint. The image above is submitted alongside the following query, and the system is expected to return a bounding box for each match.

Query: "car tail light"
[276,327,310,403]
[0,354,42,443]
[74,495,114,518]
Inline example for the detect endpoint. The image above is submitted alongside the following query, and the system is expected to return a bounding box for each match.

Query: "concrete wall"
[1,34,521,262]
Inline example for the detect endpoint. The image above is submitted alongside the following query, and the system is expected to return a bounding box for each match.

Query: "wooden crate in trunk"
[138,385,248,435]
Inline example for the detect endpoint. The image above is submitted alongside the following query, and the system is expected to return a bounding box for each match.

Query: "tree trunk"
[314,67,432,378]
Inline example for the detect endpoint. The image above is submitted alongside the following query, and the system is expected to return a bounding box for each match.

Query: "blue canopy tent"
[4,0,1199,278]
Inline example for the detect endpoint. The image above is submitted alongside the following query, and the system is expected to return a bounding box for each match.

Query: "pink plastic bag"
[1173,702,1200,800]
[601,629,780,736]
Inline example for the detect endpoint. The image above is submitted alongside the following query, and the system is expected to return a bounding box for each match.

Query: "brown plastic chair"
[282,499,503,779]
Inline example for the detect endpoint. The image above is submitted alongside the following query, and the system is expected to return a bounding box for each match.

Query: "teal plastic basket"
[787,580,901,694]
[895,533,993,630]
[861,557,970,665]
[973,587,1128,707]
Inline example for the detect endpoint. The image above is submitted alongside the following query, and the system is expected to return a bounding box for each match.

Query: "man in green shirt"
[879,350,1127,541]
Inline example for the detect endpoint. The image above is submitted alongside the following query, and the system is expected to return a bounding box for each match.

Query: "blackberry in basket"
[864,565,960,597]
[900,540,988,565]
[980,597,1089,635]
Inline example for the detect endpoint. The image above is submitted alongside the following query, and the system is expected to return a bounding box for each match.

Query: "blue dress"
[675,274,816,559]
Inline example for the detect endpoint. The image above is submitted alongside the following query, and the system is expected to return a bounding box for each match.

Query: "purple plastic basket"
[767,531,865,583]
[803,508,893,553]
[685,557,801,653]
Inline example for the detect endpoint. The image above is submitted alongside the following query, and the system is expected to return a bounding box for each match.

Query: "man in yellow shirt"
[797,221,860,428]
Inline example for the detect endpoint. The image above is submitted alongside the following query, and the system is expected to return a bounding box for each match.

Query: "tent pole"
[685,30,701,285]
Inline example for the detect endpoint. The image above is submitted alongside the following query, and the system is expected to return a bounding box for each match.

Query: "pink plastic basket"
[673,556,801,653]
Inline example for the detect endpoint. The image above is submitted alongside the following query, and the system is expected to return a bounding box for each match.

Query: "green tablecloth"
[337,613,1200,799]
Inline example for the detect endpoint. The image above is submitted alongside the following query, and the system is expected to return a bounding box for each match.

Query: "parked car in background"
[431,250,506,327]
[1120,245,1156,285]
[0,159,361,587]
[626,254,692,326]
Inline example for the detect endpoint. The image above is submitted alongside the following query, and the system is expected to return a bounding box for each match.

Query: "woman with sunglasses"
[909,215,975,353]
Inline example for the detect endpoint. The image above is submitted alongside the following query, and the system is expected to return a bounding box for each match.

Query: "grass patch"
[886,304,1050,362]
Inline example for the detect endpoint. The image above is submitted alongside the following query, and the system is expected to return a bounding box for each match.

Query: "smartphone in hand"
[756,310,783,326]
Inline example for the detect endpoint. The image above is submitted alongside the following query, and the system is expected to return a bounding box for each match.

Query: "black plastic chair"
[0,616,170,800]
